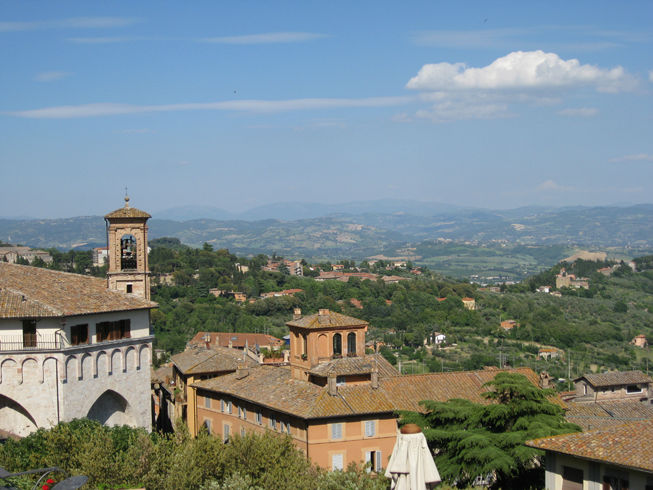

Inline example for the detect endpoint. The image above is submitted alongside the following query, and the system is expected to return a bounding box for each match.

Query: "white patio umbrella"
[385,424,441,490]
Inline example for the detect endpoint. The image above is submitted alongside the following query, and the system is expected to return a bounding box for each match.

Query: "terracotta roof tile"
[527,419,653,472]
[576,370,652,387]
[104,204,151,219]
[193,366,551,420]
[172,346,257,375]
[0,263,156,318]
[565,401,653,431]
[307,354,398,378]
[187,331,284,349]
[380,367,554,412]
[286,309,368,329]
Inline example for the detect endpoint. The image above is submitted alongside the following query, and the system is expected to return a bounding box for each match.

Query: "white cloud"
[416,100,510,122]
[557,107,598,117]
[201,32,325,44]
[609,153,653,163]
[34,71,70,82]
[0,17,136,32]
[68,37,139,44]
[407,50,636,93]
[537,180,573,192]
[7,96,413,119]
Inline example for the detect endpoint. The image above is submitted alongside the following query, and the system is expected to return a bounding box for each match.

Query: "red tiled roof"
[307,354,398,377]
[172,346,257,375]
[575,370,652,388]
[0,263,156,318]
[286,309,368,329]
[527,419,653,472]
[565,401,653,431]
[193,366,551,420]
[380,367,551,412]
[188,331,284,349]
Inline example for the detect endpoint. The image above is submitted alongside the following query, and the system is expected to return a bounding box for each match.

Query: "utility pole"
[567,351,572,391]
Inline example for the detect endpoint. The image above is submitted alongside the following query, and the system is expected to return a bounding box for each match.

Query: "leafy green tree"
[399,372,580,489]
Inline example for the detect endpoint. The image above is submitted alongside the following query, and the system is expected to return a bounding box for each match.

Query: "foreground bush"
[0,420,388,489]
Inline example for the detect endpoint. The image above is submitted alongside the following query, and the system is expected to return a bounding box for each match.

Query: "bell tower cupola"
[104,195,152,300]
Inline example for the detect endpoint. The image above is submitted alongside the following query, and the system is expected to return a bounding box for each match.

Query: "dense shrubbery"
[400,373,581,489]
[0,420,387,490]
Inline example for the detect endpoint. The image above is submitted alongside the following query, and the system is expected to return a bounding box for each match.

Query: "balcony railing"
[0,334,64,352]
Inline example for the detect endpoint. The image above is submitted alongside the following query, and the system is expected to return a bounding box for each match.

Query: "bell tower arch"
[104,195,152,300]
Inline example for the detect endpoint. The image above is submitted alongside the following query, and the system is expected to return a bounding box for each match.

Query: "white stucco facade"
[0,309,153,437]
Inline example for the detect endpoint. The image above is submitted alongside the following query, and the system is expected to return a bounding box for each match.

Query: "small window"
[271,418,277,430]
[285,422,291,434]
[365,420,376,437]
[626,385,643,393]
[204,396,211,409]
[23,319,37,348]
[365,451,382,472]
[126,284,133,294]
[336,375,346,386]
[256,411,262,425]
[203,419,211,434]
[223,424,230,443]
[227,401,232,414]
[331,423,343,440]
[240,427,246,437]
[221,400,225,412]
[331,453,344,471]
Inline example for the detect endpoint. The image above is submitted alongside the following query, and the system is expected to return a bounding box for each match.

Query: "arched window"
[347,332,356,356]
[120,234,137,270]
[333,333,342,357]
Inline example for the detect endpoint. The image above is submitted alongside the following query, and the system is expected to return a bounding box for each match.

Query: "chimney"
[327,374,337,396]
[318,309,329,323]
[236,363,249,380]
[371,370,379,389]
[293,308,302,320]
[203,333,211,350]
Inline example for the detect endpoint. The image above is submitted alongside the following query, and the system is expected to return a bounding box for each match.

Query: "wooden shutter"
[376,451,382,472]
[331,453,344,471]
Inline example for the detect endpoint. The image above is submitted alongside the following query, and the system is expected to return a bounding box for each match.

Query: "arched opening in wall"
[87,389,136,427]
[317,334,328,358]
[347,332,356,356]
[120,234,138,270]
[333,333,342,357]
[0,394,38,437]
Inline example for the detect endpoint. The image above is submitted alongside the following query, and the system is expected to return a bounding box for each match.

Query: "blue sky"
[1,1,652,218]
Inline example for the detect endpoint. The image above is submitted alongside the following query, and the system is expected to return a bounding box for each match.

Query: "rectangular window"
[256,412,262,425]
[22,319,37,348]
[223,424,230,443]
[285,422,291,434]
[242,407,246,420]
[336,376,346,386]
[70,324,89,345]
[562,466,583,490]
[204,396,211,409]
[203,420,211,434]
[271,418,277,430]
[626,385,643,393]
[227,401,232,414]
[96,319,130,342]
[331,423,343,440]
[365,451,382,472]
[241,427,246,437]
[365,420,376,437]
[220,400,225,412]
[331,453,344,471]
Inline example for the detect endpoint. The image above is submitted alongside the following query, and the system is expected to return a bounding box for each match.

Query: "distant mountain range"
[1,202,651,259]
[155,199,467,221]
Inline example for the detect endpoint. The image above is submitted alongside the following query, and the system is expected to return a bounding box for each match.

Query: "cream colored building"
[0,198,157,437]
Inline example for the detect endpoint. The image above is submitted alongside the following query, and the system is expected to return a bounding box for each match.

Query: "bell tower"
[104,195,152,300]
